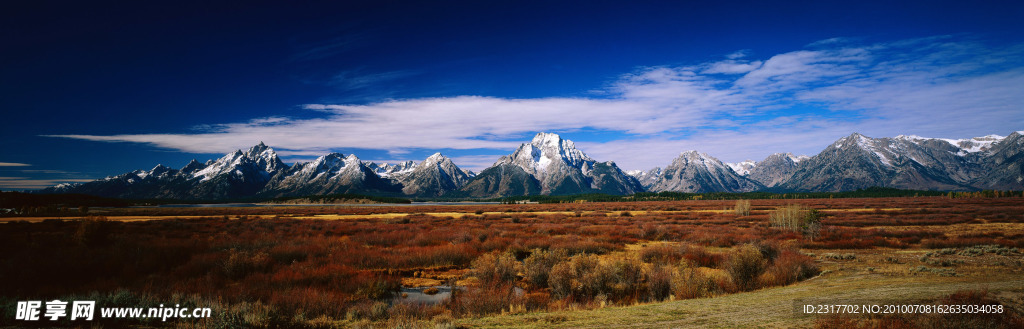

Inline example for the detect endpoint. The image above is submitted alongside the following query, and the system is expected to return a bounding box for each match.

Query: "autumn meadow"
[2,195,1023,328]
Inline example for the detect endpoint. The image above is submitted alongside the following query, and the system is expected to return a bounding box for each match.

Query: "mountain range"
[41,131,1024,200]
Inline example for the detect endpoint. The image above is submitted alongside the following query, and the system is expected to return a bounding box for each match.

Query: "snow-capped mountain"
[397,153,474,197]
[778,132,995,192]
[745,153,807,188]
[259,153,402,197]
[37,131,1024,199]
[626,167,662,190]
[948,132,1023,190]
[366,161,417,178]
[907,134,1005,156]
[460,133,643,197]
[43,143,288,199]
[191,142,286,182]
[43,143,478,199]
[647,151,763,193]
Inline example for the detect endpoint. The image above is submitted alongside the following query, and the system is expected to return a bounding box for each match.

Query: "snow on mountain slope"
[649,151,762,193]
[463,132,642,196]
[726,160,756,176]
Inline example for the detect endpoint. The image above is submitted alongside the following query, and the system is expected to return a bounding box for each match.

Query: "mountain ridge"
[40,131,1024,199]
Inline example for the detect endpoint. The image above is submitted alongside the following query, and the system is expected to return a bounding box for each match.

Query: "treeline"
[0,191,411,216]
[485,187,1018,204]
[9,187,1019,210]
[0,191,133,208]
[268,193,412,204]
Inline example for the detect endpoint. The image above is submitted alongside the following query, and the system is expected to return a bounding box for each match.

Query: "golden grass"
[0,209,745,223]
[819,208,904,212]
[866,222,1024,237]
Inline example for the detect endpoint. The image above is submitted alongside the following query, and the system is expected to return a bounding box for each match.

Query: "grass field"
[1,196,1022,328]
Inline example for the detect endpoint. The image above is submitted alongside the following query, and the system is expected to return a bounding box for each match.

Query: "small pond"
[393,286,525,305]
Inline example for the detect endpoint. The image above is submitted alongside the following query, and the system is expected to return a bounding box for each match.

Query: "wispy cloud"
[329,68,420,91]
[0,177,94,190]
[20,169,75,174]
[290,33,369,62]
[46,35,1024,171]
[0,162,31,167]
[702,59,763,74]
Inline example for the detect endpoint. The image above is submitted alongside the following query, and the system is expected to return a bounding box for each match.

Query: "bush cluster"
[468,242,819,310]
[769,204,822,239]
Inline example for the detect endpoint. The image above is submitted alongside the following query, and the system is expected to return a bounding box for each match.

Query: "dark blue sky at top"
[1,0,1023,190]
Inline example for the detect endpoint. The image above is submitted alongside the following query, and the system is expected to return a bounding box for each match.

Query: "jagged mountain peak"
[248,141,269,153]
[304,152,344,169]
[191,143,286,182]
[745,152,807,187]
[135,164,174,180]
[502,132,594,177]
[148,164,173,175]
[424,152,447,164]
[413,153,460,173]
[180,159,206,175]
[390,152,473,197]
[674,150,730,171]
[726,160,756,176]
[759,152,808,164]
[626,167,662,190]
[531,132,591,162]
[367,159,417,178]
[468,133,641,196]
[531,132,568,148]
[649,151,762,193]
[832,132,873,149]
[895,133,1006,155]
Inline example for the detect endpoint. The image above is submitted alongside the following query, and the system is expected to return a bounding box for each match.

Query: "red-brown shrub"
[682,245,724,268]
[759,249,819,287]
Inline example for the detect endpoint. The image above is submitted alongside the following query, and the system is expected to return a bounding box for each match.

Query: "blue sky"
[2,1,1023,190]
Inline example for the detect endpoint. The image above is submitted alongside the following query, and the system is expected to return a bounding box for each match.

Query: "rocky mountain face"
[953,132,1023,190]
[459,133,643,197]
[626,131,1022,193]
[459,163,542,198]
[744,153,807,188]
[777,132,1011,192]
[259,153,403,197]
[366,161,416,179]
[397,153,475,197]
[726,160,756,176]
[647,151,763,193]
[626,167,662,190]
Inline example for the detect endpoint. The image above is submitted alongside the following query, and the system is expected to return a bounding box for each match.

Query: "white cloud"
[0,162,31,167]
[702,60,763,74]
[726,50,750,59]
[46,36,1024,172]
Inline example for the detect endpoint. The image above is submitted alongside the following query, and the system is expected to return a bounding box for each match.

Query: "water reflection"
[393,286,525,305]
[395,286,460,305]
